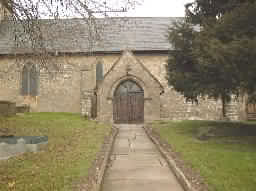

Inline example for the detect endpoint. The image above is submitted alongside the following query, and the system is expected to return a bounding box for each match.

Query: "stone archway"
[96,51,164,123]
[113,80,144,124]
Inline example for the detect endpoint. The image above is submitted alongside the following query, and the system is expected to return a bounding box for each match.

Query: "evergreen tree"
[167,0,256,117]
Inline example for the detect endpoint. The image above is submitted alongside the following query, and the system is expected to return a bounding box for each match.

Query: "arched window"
[96,62,103,85]
[21,64,39,96]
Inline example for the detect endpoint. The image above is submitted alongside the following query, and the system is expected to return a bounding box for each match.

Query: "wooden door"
[113,80,144,124]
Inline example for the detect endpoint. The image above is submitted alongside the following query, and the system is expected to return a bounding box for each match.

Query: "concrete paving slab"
[102,179,184,191]
[105,167,175,180]
[111,153,160,160]
[101,124,184,191]
[109,158,166,169]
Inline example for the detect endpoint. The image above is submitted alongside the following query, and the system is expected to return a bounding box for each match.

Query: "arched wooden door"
[113,80,144,124]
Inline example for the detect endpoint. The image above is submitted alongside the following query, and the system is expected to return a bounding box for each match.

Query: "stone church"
[0,5,251,123]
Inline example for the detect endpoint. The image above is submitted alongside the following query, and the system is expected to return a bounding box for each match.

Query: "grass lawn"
[0,113,111,191]
[151,120,256,191]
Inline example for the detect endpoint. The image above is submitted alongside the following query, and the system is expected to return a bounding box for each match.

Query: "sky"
[124,0,193,17]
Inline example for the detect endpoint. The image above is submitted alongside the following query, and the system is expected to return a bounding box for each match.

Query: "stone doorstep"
[143,126,197,191]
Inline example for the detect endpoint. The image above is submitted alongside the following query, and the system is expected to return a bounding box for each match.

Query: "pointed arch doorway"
[113,80,144,124]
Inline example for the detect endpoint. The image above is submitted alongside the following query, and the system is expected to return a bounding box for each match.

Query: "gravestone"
[0,101,16,117]
[16,105,30,113]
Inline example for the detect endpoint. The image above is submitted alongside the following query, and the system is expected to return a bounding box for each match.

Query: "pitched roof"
[0,17,182,55]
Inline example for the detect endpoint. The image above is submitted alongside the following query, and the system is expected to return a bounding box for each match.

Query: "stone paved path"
[101,124,184,191]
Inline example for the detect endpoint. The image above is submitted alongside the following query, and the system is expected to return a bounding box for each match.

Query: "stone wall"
[225,95,248,121]
[0,3,10,22]
[0,57,21,103]
[134,54,223,120]
[0,52,243,121]
[0,3,5,22]
[96,52,225,122]
[97,51,163,123]
[0,55,98,113]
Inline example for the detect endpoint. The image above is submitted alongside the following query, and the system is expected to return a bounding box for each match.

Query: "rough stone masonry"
[0,14,248,122]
